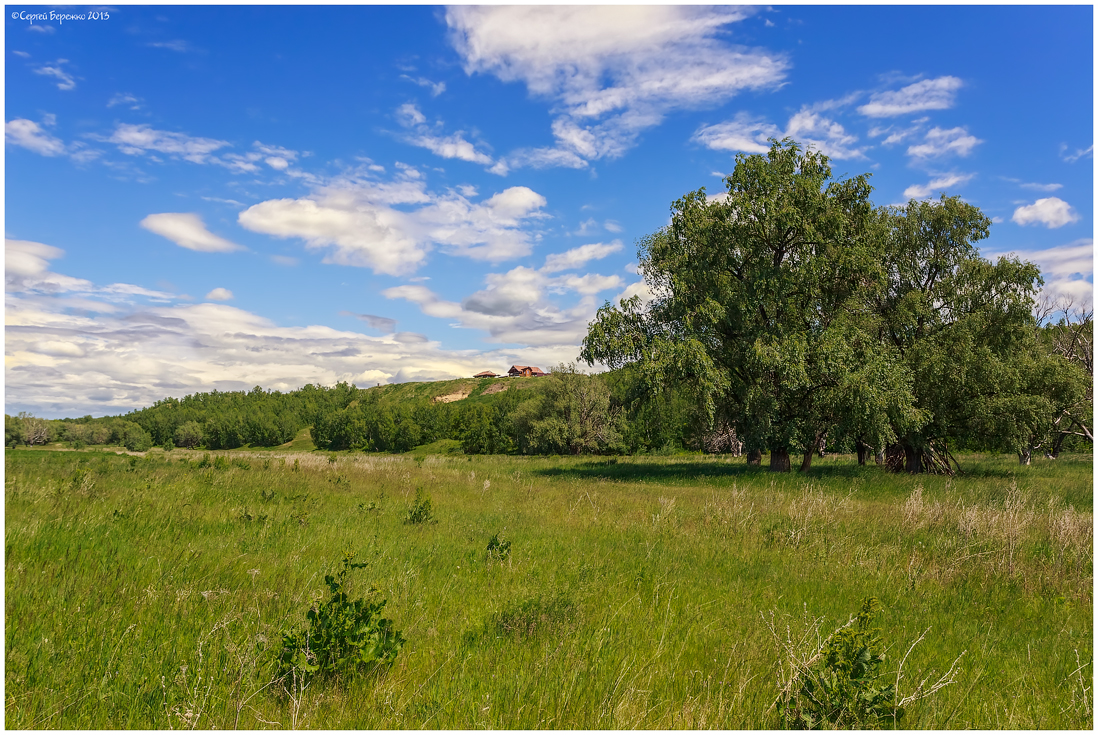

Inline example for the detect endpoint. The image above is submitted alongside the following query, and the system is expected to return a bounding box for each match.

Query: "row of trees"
[582,138,1092,472]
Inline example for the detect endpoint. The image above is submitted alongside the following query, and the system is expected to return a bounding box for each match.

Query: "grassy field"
[5,446,1092,728]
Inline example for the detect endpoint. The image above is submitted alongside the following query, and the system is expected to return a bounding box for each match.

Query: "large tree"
[871,197,1058,472]
[582,139,918,471]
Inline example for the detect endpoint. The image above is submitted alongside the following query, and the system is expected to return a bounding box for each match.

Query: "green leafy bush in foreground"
[776,597,896,729]
[277,555,404,684]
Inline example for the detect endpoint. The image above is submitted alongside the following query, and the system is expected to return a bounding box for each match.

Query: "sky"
[5,4,1094,419]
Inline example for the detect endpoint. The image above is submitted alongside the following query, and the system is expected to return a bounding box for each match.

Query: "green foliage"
[173,420,204,449]
[403,488,434,525]
[122,424,153,452]
[777,598,899,729]
[277,554,404,684]
[486,532,511,562]
[511,364,625,455]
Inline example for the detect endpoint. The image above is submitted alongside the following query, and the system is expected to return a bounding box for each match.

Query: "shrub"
[773,597,899,729]
[277,554,404,684]
[403,488,434,525]
[486,532,511,562]
[123,424,153,452]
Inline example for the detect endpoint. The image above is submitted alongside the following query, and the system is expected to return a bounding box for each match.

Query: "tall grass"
[5,447,1092,728]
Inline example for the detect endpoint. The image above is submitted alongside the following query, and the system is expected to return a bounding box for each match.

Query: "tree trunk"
[903,444,924,474]
[856,440,870,466]
[770,448,791,472]
[800,445,814,472]
[874,447,885,465]
[746,449,762,467]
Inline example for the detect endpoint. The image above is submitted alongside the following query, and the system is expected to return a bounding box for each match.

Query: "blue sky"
[5,5,1093,418]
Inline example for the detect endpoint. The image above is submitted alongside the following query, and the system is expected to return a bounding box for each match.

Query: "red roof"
[474,371,498,378]
[508,365,546,376]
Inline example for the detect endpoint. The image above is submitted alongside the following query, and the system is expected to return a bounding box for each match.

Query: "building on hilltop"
[507,365,546,378]
[473,370,499,378]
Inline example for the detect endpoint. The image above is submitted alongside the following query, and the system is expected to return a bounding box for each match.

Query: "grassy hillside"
[5,448,1091,728]
[361,375,540,406]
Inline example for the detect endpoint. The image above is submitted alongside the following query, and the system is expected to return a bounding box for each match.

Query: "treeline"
[4,366,719,456]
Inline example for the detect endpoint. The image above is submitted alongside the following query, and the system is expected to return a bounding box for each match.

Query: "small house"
[507,365,546,378]
[474,370,499,378]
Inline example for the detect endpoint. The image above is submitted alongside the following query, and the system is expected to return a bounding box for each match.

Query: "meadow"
[5,444,1092,728]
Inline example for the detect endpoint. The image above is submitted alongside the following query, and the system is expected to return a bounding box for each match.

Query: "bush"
[774,597,899,729]
[123,424,153,452]
[277,554,404,684]
[486,532,511,562]
[403,488,434,525]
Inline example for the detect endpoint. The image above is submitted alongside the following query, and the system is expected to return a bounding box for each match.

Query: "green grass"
[5,448,1092,728]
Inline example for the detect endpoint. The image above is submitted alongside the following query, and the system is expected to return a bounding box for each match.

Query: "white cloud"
[6,238,173,302]
[395,103,495,167]
[1011,197,1080,229]
[5,118,65,156]
[903,172,975,199]
[13,50,31,58]
[386,262,621,347]
[205,287,233,301]
[238,170,548,274]
[107,92,142,110]
[1060,144,1093,163]
[857,76,963,117]
[447,6,787,168]
[4,241,596,416]
[542,240,623,273]
[694,113,779,155]
[33,59,76,90]
[986,239,1093,309]
[1001,177,1063,193]
[27,24,55,34]
[148,40,191,52]
[140,213,244,253]
[907,126,982,159]
[270,254,298,266]
[6,239,66,287]
[397,103,427,127]
[401,75,446,97]
[694,108,867,160]
[107,123,230,163]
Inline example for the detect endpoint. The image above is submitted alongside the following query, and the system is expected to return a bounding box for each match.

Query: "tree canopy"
[582,138,1083,473]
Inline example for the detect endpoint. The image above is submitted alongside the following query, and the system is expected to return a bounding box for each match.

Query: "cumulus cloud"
[3,244,586,416]
[5,118,65,156]
[986,239,1093,308]
[694,108,866,160]
[205,287,233,301]
[1011,197,1080,229]
[858,76,963,117]
[238,169,548,274]
[447,6,787,169]
[140,213,244,253]
[33,59,76,90]
[907,126,982,159]
[903,172,975,199]
[6,238,173,302]
[382,239,627,348]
